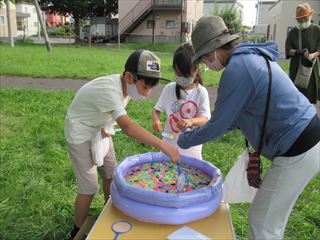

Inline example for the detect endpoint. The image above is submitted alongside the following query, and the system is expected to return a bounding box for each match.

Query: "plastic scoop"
[176,162,187,192]
[112,220,132,240]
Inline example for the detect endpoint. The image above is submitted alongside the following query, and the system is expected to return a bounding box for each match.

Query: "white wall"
[255,2,276,34]
[16,3,39,37]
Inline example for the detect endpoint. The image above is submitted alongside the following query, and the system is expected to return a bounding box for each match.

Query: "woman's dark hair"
[173,43,203,100]
[220,39,238,50]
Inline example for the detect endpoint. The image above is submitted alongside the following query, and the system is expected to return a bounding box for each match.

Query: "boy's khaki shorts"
[68,138,117,195]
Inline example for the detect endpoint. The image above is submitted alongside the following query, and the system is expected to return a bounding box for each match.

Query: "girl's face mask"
[297,18,311,30]
[203,51,224,71]
[175,76,193,88]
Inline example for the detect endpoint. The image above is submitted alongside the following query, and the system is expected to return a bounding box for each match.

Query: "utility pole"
[5,0,14,47]
[33,0,52,52]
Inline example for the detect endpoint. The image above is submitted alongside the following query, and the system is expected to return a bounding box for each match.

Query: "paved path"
[1,75,318,116]
[0,75,219,107]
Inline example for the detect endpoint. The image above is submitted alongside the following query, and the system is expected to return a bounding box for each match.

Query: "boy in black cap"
[65,49,179,239]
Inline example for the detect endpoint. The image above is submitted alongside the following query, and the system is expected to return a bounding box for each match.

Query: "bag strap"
[245,55,273,154]
[298,30,302,65]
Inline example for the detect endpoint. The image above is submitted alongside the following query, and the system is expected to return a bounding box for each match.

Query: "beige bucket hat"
[191,16,239,63]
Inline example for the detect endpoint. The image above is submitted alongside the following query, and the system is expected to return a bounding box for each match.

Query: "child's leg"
[102,137,117,202]
[68,141,99,229]
[75,194,94,227]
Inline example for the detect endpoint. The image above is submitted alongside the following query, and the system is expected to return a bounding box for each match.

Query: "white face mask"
[126,83,145,100]
[175,76,193,88]
[297,18,311,30]
[204,51,224,71]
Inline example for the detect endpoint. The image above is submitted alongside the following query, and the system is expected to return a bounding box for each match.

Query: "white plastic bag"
[223,150,257,203]
[91,130,109,167]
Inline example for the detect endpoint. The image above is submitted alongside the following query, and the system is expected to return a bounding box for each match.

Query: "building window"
[33,8,36,14]
[34,22,38,27]
[25,7,28,13]
[166,20,175,29]
[17,19,24,30]
[147,20,154,29]
[0,16,4,25]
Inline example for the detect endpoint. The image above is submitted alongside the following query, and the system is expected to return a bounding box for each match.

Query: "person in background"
[65,49,180,239]
[285,2,320,104]
[152,43,211,159]
[178,16,320,239]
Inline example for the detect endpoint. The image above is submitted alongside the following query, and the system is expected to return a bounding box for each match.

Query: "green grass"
[0,88,319,240]
[0,43,228,87]
[0,43,289,88]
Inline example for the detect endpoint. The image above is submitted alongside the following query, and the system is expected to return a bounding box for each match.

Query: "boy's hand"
[177,119,193,131]
[160,141,180,163]
[101,128,111,138]
[152,120,162,132]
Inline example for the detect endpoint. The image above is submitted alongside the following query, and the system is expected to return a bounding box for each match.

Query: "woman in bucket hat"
[178,16,320,239]
[285,2,320,104]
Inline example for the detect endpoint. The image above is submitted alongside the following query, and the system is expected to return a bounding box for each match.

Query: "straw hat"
[295,3,315,19]
[191,16,238,63]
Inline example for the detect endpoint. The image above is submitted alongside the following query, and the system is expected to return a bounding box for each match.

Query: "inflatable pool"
[111,152,223,225]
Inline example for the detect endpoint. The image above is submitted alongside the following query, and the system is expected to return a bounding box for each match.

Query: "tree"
[5,0,14,47]
[38,0,118,43]
[210,5,242,34]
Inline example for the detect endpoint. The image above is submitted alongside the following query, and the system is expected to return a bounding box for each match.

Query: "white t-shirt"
[154,82,211,159]
[65,74,129,144]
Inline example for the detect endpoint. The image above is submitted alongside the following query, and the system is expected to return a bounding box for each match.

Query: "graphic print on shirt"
[171,100,183,114]
[180,100,198,119]
[169,100,199,133]
[169,114,180,133]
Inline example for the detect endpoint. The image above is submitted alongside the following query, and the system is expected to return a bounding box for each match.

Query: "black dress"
[285,24,320,104]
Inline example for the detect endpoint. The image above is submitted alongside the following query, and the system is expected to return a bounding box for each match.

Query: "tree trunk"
[74,17,81,44]
[5,0,14,47]
[33,0,52,52]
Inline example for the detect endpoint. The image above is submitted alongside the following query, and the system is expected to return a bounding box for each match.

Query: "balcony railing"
[119,0,183,34]
[154,0,182,5]
[119,0,152,34]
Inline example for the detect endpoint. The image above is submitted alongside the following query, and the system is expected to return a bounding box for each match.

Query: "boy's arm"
[116,114,180,163]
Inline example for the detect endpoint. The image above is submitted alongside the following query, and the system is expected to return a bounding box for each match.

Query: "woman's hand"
[308,51,320,60]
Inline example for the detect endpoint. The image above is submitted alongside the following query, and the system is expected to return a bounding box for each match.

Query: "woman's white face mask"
[203,51,224,71]
[126,83,145,100]
[297,18,311,30]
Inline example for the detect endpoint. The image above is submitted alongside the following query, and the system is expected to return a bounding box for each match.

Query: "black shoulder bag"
[246,55,272,189]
